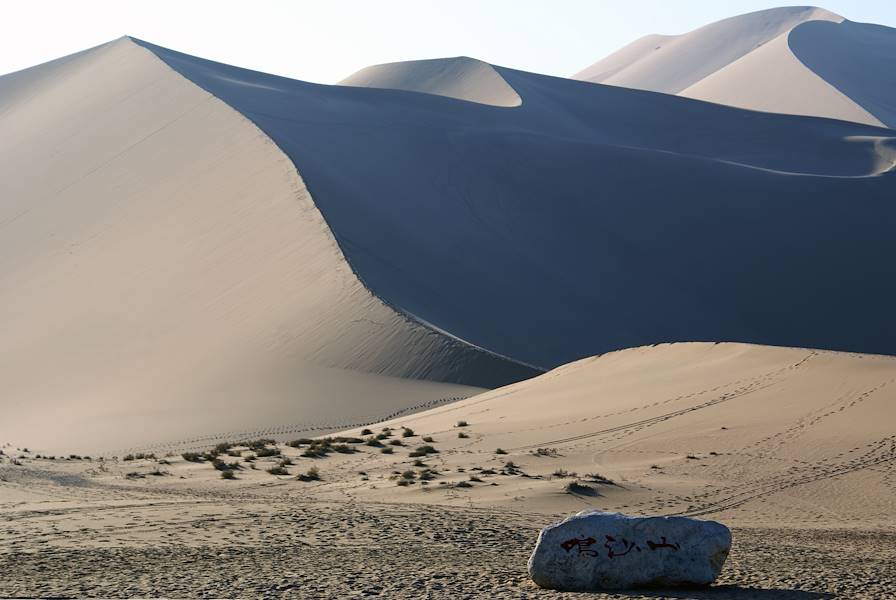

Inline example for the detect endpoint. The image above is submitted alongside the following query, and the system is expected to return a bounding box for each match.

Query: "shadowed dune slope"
[339,56,521,106]
[0,38,535,455]
[575,6,895,128]
[136,38,896,370]
[346,342,896,526]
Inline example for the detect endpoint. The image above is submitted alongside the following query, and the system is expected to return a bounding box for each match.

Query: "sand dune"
[0,38,532,455]
[139,37,896,371]
[2,36,895,455]
[575,6,895,128]
[333,342,896,528]
[339,56,521,106]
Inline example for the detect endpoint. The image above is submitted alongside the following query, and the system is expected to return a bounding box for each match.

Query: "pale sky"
[3,1,895,83]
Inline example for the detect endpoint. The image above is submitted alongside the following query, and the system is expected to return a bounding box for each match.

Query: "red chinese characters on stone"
[646,536,681,551]
[560,536,598,556]
[561,534,682,558]
[604,535,640,558]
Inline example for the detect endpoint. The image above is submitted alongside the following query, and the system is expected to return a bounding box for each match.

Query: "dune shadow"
[608,585,833,599]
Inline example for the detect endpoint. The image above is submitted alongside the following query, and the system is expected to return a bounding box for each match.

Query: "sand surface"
[574,7,895,128]
[3,343,894,597]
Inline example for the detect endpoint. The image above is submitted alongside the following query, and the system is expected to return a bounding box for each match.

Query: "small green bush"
[458,432,469,439]
[456,420,469,427]
[220,470,236,480]
[267,465,289,476]
[408,445,438,458]
[495,448,508,455]
[181,452,203,463]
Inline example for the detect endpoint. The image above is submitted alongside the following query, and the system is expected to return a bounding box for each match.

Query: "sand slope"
[0,38,534,455]
[334,343,896,528]
[339,56,521,106]
[138,38,896,370]
[3,36,896,454]
[575,7,895,128]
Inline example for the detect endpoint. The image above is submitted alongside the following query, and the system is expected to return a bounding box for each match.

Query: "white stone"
[528,511,731,591]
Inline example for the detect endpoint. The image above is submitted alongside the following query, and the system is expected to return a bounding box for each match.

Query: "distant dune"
[1,32,895,454]
[574,6,896,128]
[339,56,521,106]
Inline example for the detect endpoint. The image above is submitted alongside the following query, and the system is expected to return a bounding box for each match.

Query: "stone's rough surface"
[528,511,731,591]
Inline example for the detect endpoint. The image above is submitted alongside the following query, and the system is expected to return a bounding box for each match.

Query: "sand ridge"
[575,6,895,128]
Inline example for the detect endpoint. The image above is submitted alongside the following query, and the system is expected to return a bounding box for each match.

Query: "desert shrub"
[255,447,279,458]
[454,481,472,488]
[402,427,415,438]
[245,438,276,450]
[396,479,411,487]
[279,457,294,466]
[457,432,469,439]
[213,458,241,471]
[552,468,575,478]
[302,447,327,458]
[495,448,508,455]
[361,428,373,436]
[226,449,242,457]
[456,420,468,428]
[380,447,394,454]
[389,439,404,446]
[422,436,435,443]
[181,452,203,463]
[412,459,427,467]
[267,465,289,476]
[297,467,320,482]
[375,432,390,440]
[418,469,436,481]
[686,454,699,460]
[332,444,356,454]
[220,470,236,480]
[469,475,483,482]
[564,481,596,495]
[213,442,233,454]
[123,454,135,461]
[533,448,559,457]
[401,470,416,480]
[583,472,615,485]
[365,438,384,448]
[287,438,314,448]
[331,436,364,444]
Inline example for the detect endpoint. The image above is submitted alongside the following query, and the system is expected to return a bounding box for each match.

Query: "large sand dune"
[0,38,532,455]
[574,6,896,128]
[139,37,896,369]
[2,36,895,454]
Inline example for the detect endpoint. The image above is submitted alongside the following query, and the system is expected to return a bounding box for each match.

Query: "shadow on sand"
[610,585,833,599]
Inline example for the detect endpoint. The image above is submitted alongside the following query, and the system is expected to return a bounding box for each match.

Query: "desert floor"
[3,343,895,598]
[2,449,893,599]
